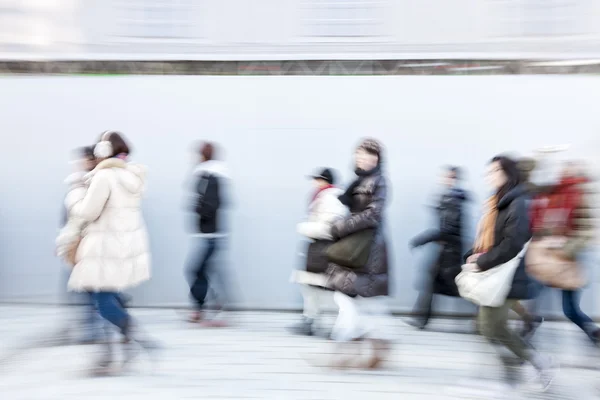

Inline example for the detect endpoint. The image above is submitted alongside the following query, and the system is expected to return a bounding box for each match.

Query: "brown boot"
[329,338,364,369]
[363,338,391,370]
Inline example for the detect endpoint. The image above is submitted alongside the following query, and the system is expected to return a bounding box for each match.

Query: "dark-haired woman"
[466,156,555,390]
[57,131,156,374]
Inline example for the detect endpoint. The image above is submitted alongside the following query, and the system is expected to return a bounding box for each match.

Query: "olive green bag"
[325,229,375,269]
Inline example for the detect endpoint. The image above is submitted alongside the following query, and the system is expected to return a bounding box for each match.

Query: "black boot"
[403,317,427,330]
[287,317,315,336]
[520,316,544,341]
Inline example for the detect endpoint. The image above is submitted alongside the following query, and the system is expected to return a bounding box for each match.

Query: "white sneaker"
[537,356,559,392]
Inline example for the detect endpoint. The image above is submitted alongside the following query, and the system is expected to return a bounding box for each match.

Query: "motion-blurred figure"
[57,131,157,375]
[325,138,392,369]
[406,166,468,330]
[289,168,348,336]
[186,142,230,326]
[524,159,599,344]
[466,155,555,390]
[57,145,104,345]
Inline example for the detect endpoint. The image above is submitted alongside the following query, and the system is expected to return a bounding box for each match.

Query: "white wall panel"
[0,75,599,318]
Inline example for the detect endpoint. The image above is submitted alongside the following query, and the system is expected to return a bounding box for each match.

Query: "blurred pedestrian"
[288,168,348,336]
[325,138,392,369]
[56,131,157,375]
[57,145,104,345]
[466,155,555,390]
[186,141,231,327]
[406,166,469,330]
[525,160,599,344]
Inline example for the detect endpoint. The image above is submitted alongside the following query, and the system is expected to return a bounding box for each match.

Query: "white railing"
[1,0,600,60]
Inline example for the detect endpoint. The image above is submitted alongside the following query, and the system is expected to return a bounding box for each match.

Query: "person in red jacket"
[527,161,599,344]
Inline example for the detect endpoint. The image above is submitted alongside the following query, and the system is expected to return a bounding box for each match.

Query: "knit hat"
[357,138,383,162]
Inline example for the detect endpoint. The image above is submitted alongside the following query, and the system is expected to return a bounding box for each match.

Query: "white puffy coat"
[296,187,349,240]
[57,158,151,292]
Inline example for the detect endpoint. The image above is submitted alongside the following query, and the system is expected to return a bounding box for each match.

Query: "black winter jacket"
[328,166,390,298]
[413,187,468,297]
[466,185,535,300]
[191,161,229,234]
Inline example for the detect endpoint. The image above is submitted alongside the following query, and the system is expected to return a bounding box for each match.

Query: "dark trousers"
[412,289,434,325]
[189,237,223,309]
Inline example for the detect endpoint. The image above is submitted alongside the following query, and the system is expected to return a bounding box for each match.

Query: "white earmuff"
[94,130,114,158]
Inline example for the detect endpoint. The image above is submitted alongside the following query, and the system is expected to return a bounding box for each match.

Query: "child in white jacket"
[289,168,349,336]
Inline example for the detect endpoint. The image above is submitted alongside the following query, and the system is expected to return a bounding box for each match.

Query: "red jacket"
[530,176,588,236]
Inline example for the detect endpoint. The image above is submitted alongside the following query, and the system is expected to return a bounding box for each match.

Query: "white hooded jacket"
[297,187,349,240]
[57,158,151,292]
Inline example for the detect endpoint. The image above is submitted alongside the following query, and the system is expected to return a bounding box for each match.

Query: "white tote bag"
[455,241,530,307]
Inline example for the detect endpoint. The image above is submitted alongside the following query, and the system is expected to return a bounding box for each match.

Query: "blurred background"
[0,0,599,318]
[1,0,600,60]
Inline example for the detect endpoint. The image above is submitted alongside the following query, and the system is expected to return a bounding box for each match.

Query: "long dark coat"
[412,188,468,297]
[327,167,390,298]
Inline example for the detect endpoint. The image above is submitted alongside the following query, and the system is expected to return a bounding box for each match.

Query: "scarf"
[311,184,335,203]
[339,165,381,207]
[473,195,499,254]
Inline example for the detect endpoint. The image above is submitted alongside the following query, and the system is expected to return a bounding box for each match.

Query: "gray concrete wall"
[0,75,599,317]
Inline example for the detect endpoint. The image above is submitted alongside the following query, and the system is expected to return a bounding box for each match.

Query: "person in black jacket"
[466,155,555,390]
[406,166,468,329]
[186,142,230,326]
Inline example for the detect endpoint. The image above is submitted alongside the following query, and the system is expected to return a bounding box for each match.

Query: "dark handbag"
[326,229,375,269]
[305,240,333,274]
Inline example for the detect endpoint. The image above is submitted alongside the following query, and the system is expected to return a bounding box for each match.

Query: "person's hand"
[409,239,418,251]
[330,223,341,241]
[462,263,480,272]
[466,253,481,264]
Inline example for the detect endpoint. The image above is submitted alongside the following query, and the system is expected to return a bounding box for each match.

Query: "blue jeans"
[62,268,103,340]
[532,287,597,341]
[187,237,228,309]
[90,292,129,332]
[562,290,596,337]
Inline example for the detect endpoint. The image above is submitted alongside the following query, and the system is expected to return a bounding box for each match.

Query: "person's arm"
[331,177,386,239]
[411,229,443,248]
[65,172,110,222]
[476,198,530,271]
[297,194,348,240]
[56,172,110,255]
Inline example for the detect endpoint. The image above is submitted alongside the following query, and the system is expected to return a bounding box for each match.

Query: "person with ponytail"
[466,155,555,391]
[56,131,157,374]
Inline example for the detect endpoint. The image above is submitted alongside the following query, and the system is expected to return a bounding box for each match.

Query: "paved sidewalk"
[0,306,598,400]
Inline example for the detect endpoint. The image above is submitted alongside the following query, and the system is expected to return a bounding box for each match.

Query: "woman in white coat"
[57,131,155,373]
[289,168,349,336]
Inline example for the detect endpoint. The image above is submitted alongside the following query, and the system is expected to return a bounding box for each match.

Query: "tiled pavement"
[0,306,599,400]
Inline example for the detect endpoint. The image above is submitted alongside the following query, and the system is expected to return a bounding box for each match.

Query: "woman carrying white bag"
[457,155,555,390]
